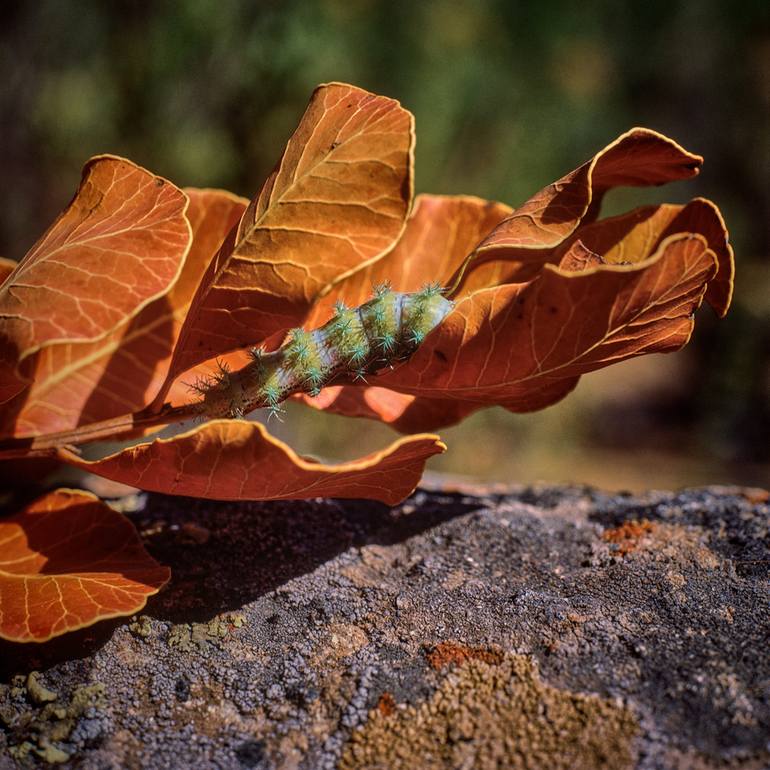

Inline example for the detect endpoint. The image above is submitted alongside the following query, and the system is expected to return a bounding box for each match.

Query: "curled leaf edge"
[0,487,171,644]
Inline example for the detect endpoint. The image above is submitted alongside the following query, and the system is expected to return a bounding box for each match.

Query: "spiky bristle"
[212,358,231,385]
[378,332,397,353]
[348,344,368,365]
[418,281,443,298]
[186,377,211,395]
[407,329,425,346]
[262,383,282,407]
[304,365,325,396]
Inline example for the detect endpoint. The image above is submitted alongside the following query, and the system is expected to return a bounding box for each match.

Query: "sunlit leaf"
[0,258,16,286]
[59,420,445,506]
[375,233,716,411]
[304,194,512,327]
[295,132,731,433]
[0,189,246,439]
[161,83,415,396]
[553,197,734,316]
[0,488,169,643]
[454,127,703,289]
[302,231,718,432]
[297,385,484,433]
[0,157,191,404]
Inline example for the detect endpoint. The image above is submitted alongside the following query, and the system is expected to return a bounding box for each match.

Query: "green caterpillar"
[191,283,454,420]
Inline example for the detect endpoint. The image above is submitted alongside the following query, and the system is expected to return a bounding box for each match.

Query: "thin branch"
[0,403,201,459]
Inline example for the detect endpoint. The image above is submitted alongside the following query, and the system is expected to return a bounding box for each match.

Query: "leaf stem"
[0,403,200,459]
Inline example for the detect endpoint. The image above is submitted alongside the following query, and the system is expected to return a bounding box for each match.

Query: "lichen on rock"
[0,484,767,768]
[340,651,639,770]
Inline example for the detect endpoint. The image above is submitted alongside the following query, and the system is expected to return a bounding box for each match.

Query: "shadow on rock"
[135,489,483,625]
[0,618,126,680]
[0,488,482,678]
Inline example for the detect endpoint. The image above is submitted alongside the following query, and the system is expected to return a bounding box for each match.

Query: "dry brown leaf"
[295,132,731,433]
[60,420,445,505]
[554,198,734,315]
[375,233,716,409]
[454,127,704,290]
[160,83,415,398]
[0,189,245,439]
[0,488,169,643]
[0,157,191,405]
[299,231,719,431]
[0,258,16,285]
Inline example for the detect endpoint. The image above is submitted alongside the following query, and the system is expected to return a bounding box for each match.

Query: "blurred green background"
[1,0,768,490]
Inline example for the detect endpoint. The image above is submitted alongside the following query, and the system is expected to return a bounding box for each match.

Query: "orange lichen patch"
[602,519,655,556]
[426,641,505,670]
[376,692,396,717]
[340,652,639,770]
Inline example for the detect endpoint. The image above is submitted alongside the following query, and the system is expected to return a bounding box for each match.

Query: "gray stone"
[0,484,768,768]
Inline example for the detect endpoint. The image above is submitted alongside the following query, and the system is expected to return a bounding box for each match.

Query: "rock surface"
[1,483,768,769]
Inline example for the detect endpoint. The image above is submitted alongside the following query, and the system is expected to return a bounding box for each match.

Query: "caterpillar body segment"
[194,285,454,420]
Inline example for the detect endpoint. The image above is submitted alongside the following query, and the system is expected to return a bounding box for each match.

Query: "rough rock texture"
[0,483,768,769]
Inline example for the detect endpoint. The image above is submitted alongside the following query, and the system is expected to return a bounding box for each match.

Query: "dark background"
[1,0,768,489]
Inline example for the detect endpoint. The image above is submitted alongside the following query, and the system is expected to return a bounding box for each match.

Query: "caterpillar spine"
[192,284,453,420]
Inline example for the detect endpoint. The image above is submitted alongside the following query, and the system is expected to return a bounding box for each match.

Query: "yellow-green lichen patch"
[167,614,245,652]
[129,614,154,639]
[26,671,58,704]
[339,652,639,770]
[3,680,106,765]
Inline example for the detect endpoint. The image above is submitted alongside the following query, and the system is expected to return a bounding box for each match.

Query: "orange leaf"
[297,386,484,434]
[167,194,503,416]
[554,198,734,316]
[0,157,191,405]
[0,489,169,643]
[304,194,512,327]
[298,385,415,422]
[0,257,16,285]
[371,232,717,411]
[455,128,703,289]
[59,420,445,506]
[162,83,415,394]
[0,189,246,439]
[293,132,731,433]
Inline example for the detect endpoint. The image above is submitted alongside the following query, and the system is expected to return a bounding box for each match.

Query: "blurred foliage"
[1,0,768,489]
